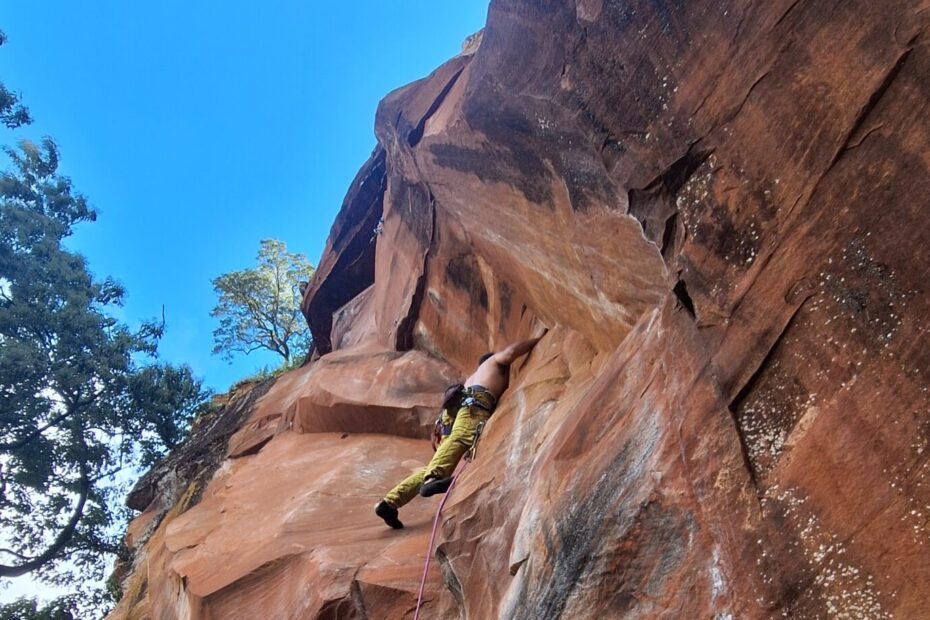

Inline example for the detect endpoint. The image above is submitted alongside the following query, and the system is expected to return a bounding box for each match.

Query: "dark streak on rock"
[431,76,624,211]
[512,436,693,619]
[429,143,554,207]
[446,254,489,311]
[498,281,513,334]
[392,178,433,249]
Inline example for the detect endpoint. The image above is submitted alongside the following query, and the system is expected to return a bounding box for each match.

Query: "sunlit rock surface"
[110,0,930,617]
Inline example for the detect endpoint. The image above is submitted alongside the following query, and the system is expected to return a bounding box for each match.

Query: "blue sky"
[0,0,490,393]
[0,0,490,605]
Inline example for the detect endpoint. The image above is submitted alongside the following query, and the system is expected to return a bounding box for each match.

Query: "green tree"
[211,239,314,365]
[0,31,32,129]
[0,139,208,604]
[0,596,76,620]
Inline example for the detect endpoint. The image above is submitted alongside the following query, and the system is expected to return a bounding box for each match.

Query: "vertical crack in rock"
[728,298,810,481]
[766,38,917,240]
[407,66,467,147]
[627,145,712,251]
[660,211,680,259]
[772,0,804,29]
[348,579,369,619]
[717,69,773,131]
[673,280,697,319]
[436,546,466,614]
[828,43,914,169]
[394,187,437,351]
[317,594,363,620]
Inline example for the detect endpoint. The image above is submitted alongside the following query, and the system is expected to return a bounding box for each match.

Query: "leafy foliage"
[0,596,77,620]
[0,139,209,611]
[211,239,314,365]
[0,31,32,129]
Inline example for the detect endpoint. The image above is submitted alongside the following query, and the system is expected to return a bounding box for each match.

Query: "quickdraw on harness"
[466,420,486,462]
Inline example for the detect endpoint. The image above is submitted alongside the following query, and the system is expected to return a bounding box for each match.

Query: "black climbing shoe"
[420,476,453,497]
[375,500,404,529]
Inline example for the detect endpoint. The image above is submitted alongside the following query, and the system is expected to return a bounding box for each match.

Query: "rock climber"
[375,328,547,529]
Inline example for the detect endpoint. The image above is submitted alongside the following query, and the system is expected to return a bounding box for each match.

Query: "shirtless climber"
[375,329,547,529]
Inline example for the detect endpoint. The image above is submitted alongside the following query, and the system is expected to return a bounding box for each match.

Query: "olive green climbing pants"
[383,405,491,508]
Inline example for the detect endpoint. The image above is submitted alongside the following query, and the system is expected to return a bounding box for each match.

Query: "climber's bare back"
[464,359,509,399]
[463,331,547,400]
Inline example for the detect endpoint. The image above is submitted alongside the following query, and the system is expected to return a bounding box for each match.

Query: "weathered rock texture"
[111,0,930,618]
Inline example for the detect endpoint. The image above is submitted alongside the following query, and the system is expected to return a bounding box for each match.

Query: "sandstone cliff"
[110,0,930,618]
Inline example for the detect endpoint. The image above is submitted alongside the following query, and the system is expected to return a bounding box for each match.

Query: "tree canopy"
[211,239,314,365]
[0,138,208,613]
[0,31,32,129]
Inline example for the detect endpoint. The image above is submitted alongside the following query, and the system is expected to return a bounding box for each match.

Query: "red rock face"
[111,1,930,618]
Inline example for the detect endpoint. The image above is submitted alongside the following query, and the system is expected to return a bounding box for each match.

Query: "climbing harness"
[413,421,487,620]
[430,386,494,452]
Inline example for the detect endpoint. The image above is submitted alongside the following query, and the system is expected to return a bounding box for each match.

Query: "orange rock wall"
[112,0,930,618]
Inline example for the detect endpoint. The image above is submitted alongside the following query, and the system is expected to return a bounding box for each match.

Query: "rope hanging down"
[413,421,486,620]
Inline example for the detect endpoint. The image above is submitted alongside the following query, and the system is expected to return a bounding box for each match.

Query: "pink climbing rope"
[413,422,485,619]
[413,469,462,620]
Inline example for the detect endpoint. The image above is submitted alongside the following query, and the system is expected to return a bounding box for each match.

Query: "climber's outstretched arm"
[492,329,548,366]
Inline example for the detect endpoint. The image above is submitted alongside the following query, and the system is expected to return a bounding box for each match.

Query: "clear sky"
[0,0,490,394]
[0,0,489,604]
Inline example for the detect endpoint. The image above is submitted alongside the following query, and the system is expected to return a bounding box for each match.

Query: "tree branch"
[0,548,31,560]
[0,462,90,577]
[0,406,75,452]
[90,463,131,484]
[0,390,98,452]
